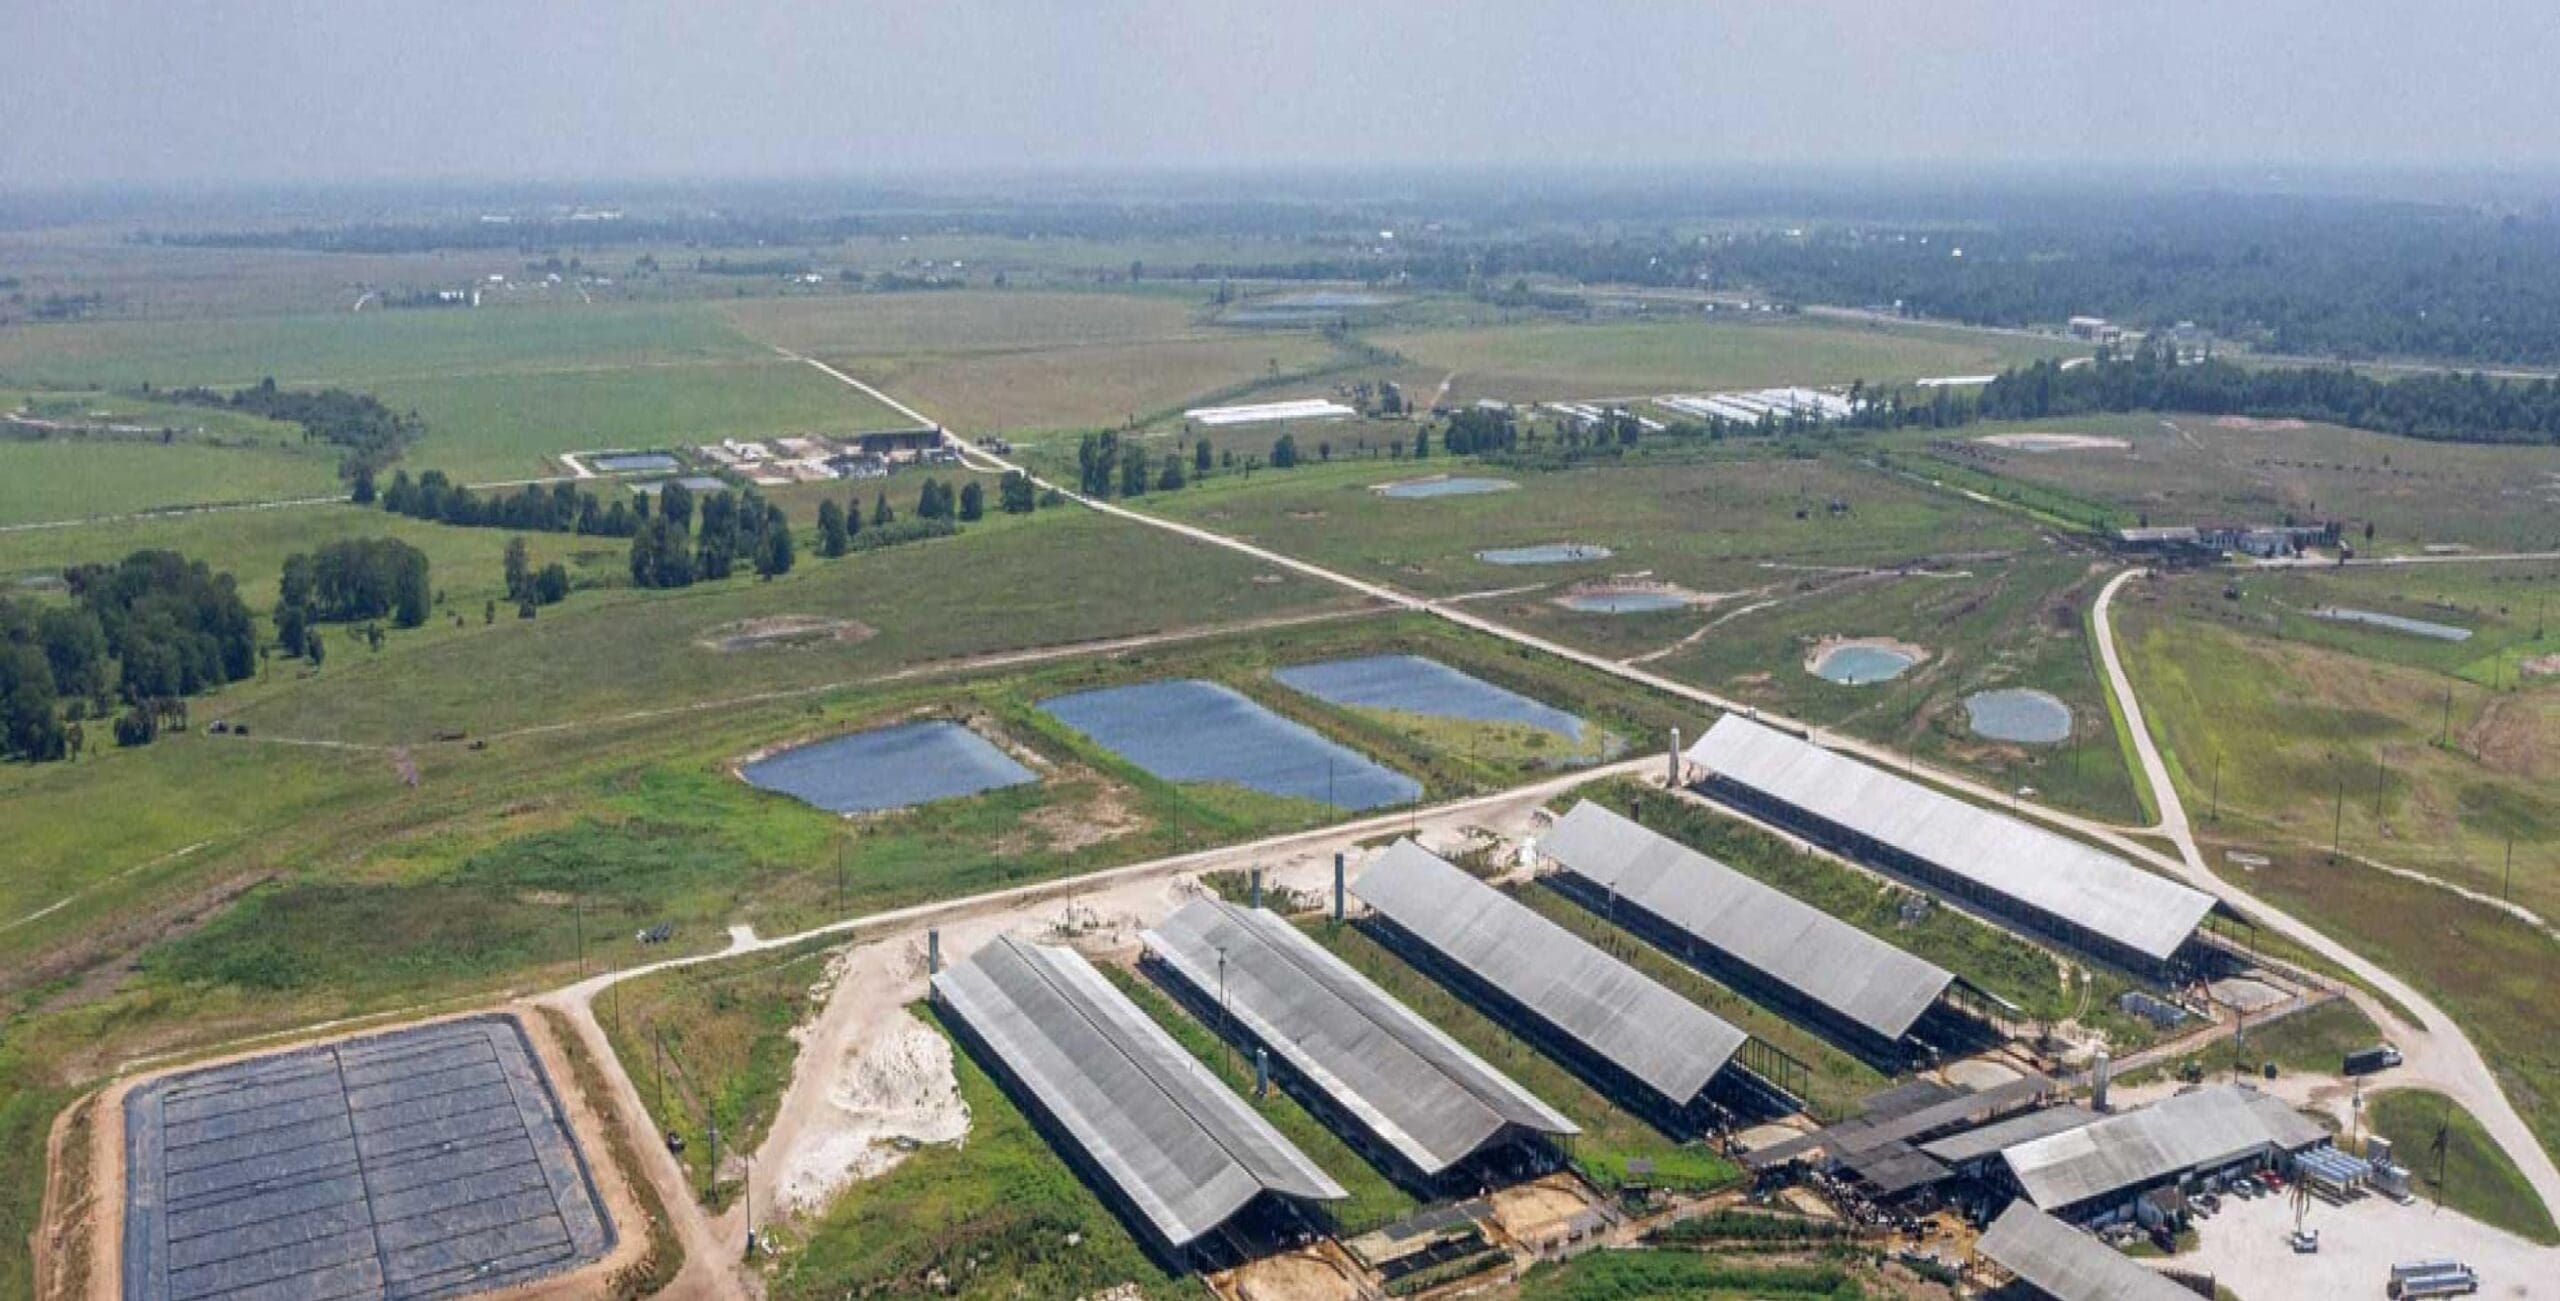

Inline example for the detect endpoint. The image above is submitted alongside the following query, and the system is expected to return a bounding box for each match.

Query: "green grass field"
[1372,314,2073,403]
[368,359,913,482]
[2119,565,2557,921]
[1884,413,2560,555]
[0,438,344,524]
[2369,1090,2560,1245]
[1514,1253,1871,1301]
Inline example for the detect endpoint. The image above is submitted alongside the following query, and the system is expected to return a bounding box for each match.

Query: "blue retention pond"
[743,720,1038,814]
[1558,590,1688,614]
[1964,689,2073,744]
[1275,654,1585,740]
[1377,476,1518,499]
[1811,644,1918,685]
[592,452,679,473]
[1039,680,1421,810]
[2314,607,2472,642]
[1477,543,1614,566]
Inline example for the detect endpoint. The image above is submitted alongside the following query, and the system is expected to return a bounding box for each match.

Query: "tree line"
[627,480,795,589]
[378,470,644,537]
[160,378,421,475]
[0,551,260,761]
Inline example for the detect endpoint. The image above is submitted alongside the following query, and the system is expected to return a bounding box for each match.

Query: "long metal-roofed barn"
[1140,899,1578,1186]
[1976,1202,2199,1301]
[1684,715,2218,976]
[1538,800,1963,1065]
[1350,839,1777,1130]
[929,935,1345,1260]
[1999,1084,2329,1223]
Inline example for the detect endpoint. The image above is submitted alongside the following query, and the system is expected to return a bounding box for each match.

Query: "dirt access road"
[2092,568,2560,1221]
[770,349,2559,1228]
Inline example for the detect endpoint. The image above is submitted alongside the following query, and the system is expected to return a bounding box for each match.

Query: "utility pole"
[835,831,846,917]
[2330,777,2345,863]
[2506,836,2516,902]
[2372,755,2385,820]
[2440,687,2453,748]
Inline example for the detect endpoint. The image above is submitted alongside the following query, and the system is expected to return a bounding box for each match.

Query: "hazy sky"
[9,0,2560,187]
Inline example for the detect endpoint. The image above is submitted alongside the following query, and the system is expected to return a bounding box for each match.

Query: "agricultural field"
[1370,314,2075,404]
[855,332,1349,437]
[0,437,343,525]
[2118,562,2558,921]
[1881,412,2560,554]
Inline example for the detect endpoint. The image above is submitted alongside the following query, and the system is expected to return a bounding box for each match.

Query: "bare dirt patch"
[2213,415,2311,431]
[1285,509,1327,521]
[2462,694,2552,781]
[1975,432,2132,452]
[1489,1174,1602,1247]
[1223,1246,1367,1301]
[2521,653,2560,679]
[696,615,875,652]
[776,996,969,1215]
[1001,779,1143,856]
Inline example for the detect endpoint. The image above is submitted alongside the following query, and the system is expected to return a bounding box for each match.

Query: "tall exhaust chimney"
[1250,868,1262,910]
[2092,1051,2112,1112]
[1333,853,1346,922]
[927,929,941,976]
[1669,726,1683,787]
[1255,1047,1270,1098]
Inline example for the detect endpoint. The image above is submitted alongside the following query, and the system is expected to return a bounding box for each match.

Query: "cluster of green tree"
[1441,406,1522,456]
[159,378,421,473]
[815,477,986,557]
[377,469,646,536]
[1839,342,2560,446]
[0,551,260,760]
[274,538,430,659]
[501,537,572,616]
[627,481,794,589]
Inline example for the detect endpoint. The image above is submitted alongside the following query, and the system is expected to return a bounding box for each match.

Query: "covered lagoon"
[2313,607,2473,642]
[1039,679,1421,810]
[1376,476,1517,499]
[1476,543,1613,566]
[1275,654,1585,740]
[1963,689,2073,744]
[742,720,1037,814]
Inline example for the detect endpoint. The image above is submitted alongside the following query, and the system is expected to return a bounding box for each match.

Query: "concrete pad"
[2185,1179,2555,1299]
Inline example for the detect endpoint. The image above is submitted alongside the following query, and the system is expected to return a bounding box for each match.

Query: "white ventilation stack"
[927,928,941,976]
[1250,868,1263,910]
[1668,726,1683,786]
[2093,1050,2112,1111]
[1333,852,1346,922]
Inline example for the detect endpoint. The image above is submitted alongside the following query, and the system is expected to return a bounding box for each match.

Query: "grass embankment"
[598,942,833,1208]
[534,1007,687,1299]
[2368,1090,2560,1246]
[0,1045,70,1301]
[1293,917,1739,1195]
[1513,1252,1867,1301]
[1100,965,1417,1234]
[766,1006,1206,1301]
[1572,780,2162,1048]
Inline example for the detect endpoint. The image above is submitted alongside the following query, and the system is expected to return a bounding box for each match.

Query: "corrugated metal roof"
[1540,801,1954,1044]
[1686,715,2215,964]
[1141,900,1577,1177]
[1978,1202,2200,1301]
[931,936,1345,1248]
[1919,1105,2100,1165]
[1350,839,1746,1107]
[2003,1085,2328,1211]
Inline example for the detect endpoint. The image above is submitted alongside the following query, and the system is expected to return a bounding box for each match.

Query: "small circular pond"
[1808,643,1919,685]
[1963,689,2073,744]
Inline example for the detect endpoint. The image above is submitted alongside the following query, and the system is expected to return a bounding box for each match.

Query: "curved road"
[778,350,2560,1222]
[2092,567,2560,1219]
